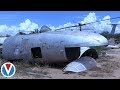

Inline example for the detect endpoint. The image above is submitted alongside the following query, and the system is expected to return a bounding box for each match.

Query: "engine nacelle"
[80,47,98,59]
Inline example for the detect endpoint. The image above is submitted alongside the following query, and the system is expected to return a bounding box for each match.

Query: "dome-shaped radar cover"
[40,25,51,33]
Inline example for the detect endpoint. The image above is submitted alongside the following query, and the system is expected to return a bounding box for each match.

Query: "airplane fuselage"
[2,31,108,63]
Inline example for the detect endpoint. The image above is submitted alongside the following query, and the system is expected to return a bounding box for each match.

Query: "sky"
[1,11,120,36]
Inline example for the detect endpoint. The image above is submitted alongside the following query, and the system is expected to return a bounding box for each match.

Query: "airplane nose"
[80,33,109,47]
[67,31,108,47]
[93,34,108,46]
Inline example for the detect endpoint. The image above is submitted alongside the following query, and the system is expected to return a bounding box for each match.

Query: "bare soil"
[1,48,120,79]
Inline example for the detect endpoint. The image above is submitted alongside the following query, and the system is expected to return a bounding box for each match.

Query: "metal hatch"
[63,56,97,73]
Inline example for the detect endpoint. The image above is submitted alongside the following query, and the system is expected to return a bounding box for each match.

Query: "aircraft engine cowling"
[63,47,98,73]
[64,47,98,62]
[40,25,52,33]
[80,47,98,59]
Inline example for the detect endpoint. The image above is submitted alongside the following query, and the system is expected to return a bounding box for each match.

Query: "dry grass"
[1,48,120,79]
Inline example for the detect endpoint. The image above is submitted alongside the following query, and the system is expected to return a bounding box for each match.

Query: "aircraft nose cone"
[67,31,108,47]
[92,35,108,45]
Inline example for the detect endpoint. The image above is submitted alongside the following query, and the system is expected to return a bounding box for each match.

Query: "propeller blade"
[54,16,120,31]
[84,16,120,25]
[55,25,78,31]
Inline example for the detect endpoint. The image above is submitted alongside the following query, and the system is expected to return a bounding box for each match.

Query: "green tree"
[6,34,11,37]
[100,31,120,44]
[100,31,111,40]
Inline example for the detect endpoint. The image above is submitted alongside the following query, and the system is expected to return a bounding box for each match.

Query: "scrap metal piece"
[107,45,120,49]
[63,56,97,73]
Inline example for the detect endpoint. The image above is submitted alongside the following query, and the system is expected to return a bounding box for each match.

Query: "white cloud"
[0,25,17,35]
[0,19,39,36]
[0,12,120,36]
[81,12,97,24]
[19,19,31,30]
[19,19,39,32]
[50,12,120,34]
[48,25,56,31]
[49,12,114,33]
[49,22,75,31]
[79,13,113,33]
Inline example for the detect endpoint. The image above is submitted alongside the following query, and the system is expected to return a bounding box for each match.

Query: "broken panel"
[63,56,97,73]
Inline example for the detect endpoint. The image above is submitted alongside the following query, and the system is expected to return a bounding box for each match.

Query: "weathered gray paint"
[2,30,108,63]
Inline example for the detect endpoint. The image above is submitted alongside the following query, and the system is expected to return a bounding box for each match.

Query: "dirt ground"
[0,48,120,79]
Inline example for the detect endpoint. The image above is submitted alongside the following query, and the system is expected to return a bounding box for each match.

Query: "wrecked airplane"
[2,17,120,72]
[3,16,120,73]
[1,25,108,73]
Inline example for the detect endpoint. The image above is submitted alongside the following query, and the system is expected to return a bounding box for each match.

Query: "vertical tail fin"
[110,24,118,35]
[108,24,118,45]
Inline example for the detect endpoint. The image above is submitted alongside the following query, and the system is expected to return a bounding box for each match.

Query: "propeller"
[54,16,120,31]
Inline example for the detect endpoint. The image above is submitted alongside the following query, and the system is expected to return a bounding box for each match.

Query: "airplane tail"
[108,24,119,46]
[110,24,118,35]
[108,24,117,45]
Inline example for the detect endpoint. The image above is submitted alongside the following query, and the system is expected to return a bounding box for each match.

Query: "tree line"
[100,31,120,44]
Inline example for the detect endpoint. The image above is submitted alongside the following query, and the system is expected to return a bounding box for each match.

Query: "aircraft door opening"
[65,47,80,61]
[31,47,42,58]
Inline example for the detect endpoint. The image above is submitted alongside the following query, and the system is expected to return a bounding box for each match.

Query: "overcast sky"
[0,11,120,36]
